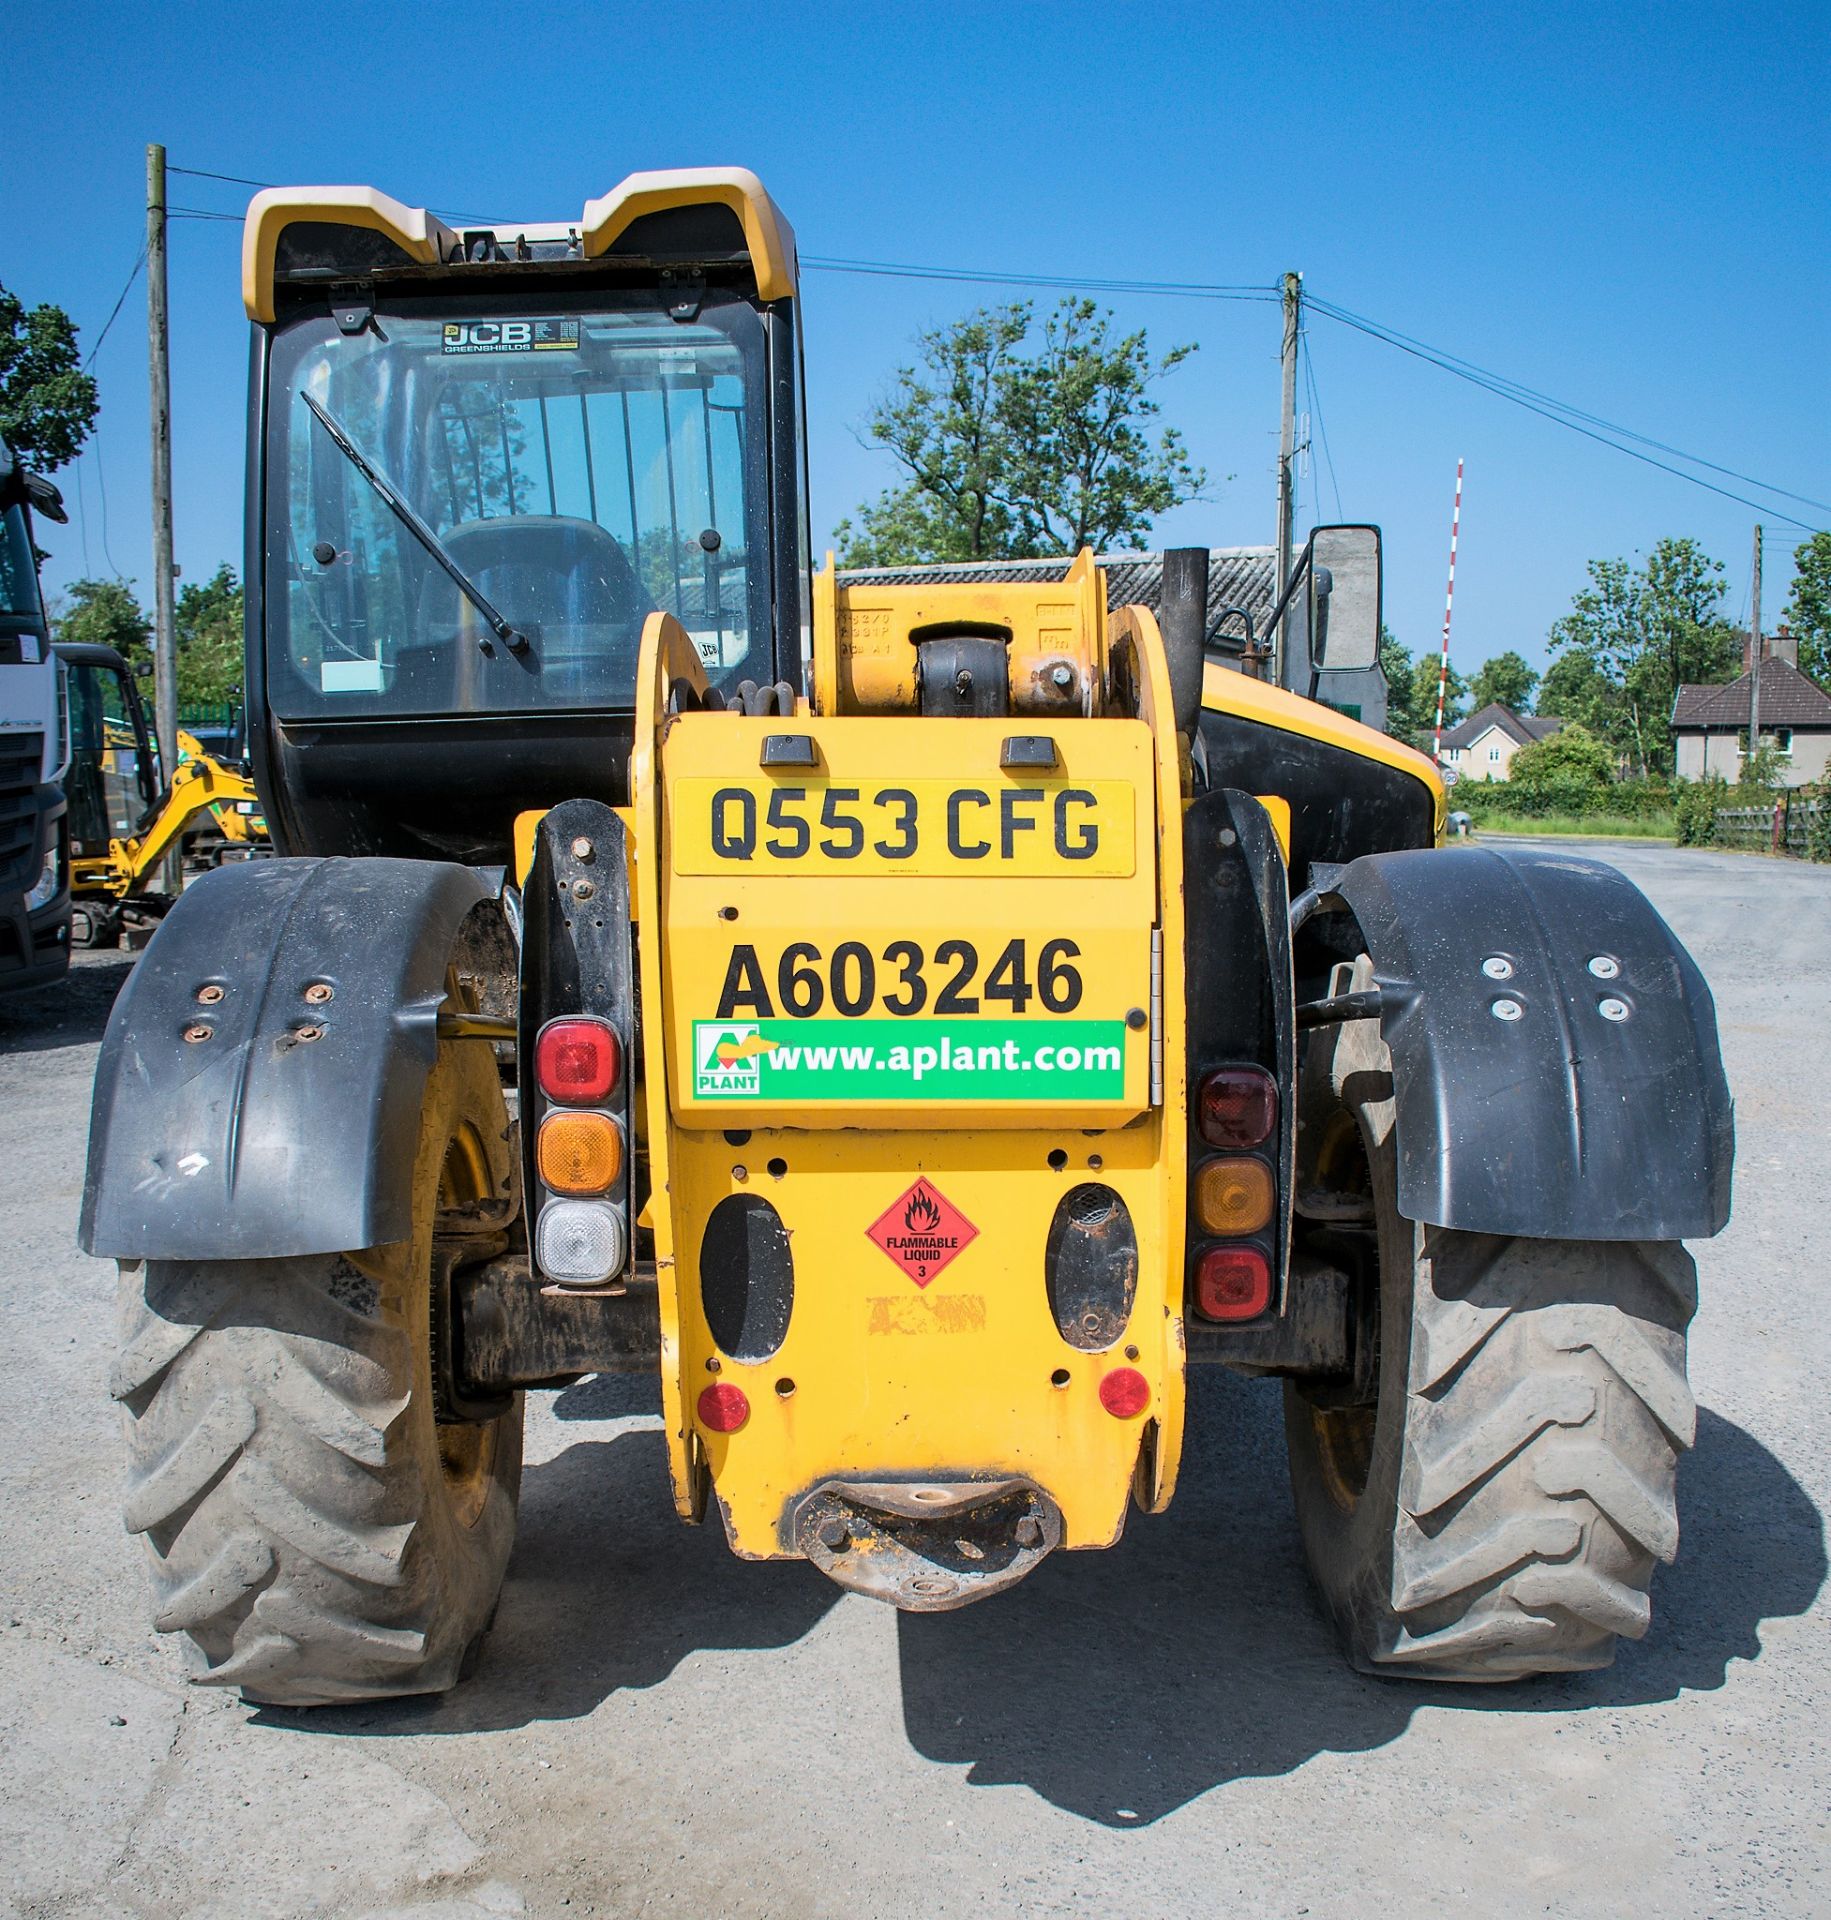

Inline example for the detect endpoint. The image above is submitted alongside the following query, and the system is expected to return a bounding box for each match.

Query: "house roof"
[1439,702,1563,751]
[1671,656,1831,729]
[837,547,1278,653]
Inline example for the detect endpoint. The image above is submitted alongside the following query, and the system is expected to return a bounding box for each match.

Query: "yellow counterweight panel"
[630,603,1191,1553]
[811,550,1107,717]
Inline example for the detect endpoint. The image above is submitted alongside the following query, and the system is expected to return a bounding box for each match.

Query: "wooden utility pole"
[1273,270,1300,684]
[1747,524,1763,770]
[146,143,177,782]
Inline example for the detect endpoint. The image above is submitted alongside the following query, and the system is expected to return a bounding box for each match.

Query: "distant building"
[1439,702,1564,781]
[1671,628,1831,787]
[835,546,1388,730]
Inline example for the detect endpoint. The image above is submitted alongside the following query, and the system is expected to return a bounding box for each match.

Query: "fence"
[1713,793,1829,857]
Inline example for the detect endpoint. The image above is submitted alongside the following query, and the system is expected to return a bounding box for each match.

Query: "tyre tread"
[115,1249,508,1706]
[1374,1230,1695,1680]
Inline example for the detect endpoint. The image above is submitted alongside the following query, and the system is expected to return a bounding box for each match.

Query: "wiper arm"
[300,391,528,656]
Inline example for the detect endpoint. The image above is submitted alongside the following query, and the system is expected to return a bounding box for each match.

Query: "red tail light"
[1198,1066,1277,1150]
[537,1018,622,1105]
[1195,1245,1272,1321]
[697,1382,751,1433]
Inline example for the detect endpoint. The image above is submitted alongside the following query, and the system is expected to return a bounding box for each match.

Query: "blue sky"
[7,0,1826,682]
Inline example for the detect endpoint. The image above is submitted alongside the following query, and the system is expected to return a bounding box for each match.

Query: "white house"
[1438,703,1565,781]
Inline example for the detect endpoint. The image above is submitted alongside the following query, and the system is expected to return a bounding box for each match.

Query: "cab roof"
[242,167,797,322]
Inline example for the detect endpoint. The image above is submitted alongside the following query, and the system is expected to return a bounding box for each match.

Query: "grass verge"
[1463,812,1677,840]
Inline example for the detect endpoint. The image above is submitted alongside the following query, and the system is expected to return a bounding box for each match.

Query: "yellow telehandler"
[56,643,267,946]
[81,171,1731,1705]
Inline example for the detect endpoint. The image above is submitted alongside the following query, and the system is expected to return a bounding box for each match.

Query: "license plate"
[670,777,1136,877]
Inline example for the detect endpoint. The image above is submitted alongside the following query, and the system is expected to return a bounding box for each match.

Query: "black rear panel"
[262,712,631,862]
[1199,709,1435,888]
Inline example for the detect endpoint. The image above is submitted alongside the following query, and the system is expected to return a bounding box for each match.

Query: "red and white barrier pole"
[1434,457,1464,762]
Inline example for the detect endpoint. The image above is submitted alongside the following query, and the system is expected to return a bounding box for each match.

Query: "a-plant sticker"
[865,1178,978,1287]
[687,1018,1126,1102]
[694,1023,780,1096]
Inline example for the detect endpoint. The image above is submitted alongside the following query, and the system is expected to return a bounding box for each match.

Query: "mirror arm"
[1262,540,1312,655]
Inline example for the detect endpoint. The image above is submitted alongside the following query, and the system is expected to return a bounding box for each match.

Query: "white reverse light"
[536,1199,626,1289]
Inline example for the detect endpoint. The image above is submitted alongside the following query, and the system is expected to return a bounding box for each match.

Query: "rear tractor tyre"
[111,1028,523,1706]
[1284,963,1697,1681]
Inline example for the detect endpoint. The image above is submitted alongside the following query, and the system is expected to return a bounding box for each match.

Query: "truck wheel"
[110,1030,522,1706]
[1284,970,1697,1680]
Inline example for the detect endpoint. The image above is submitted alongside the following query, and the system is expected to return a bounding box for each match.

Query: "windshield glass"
[0,504,41,620]
[265,293,771,721]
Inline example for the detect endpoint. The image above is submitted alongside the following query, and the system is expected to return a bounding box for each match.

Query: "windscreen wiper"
[300,391,529,656]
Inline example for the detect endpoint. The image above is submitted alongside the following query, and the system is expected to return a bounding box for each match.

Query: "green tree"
[0,281,99,470]
[836,300,1204,565]
[1408,652,1467,745]
[1537,646,1618,737]
[53,577,151,670]
[1783,529,1831,690]
[1469,650,1538,714]
[175,564,245,707]
[1379,627,1416,743]
[1508,721,1614,790]
[1544,538,1738,776]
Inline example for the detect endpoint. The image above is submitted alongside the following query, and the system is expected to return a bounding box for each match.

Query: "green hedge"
[1458,778,1672,820]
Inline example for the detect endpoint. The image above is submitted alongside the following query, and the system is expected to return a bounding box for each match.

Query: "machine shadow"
[894,1368,1826,1826]
[0,955,134,1055]
[259,1370,844,1737]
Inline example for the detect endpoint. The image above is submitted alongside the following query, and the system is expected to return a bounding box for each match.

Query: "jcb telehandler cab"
[83,171,1732,1706]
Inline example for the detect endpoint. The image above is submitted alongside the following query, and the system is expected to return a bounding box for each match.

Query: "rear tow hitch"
[792,1478,1062,1611]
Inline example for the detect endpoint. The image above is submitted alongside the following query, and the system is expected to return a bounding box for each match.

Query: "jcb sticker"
[441,319,580,355]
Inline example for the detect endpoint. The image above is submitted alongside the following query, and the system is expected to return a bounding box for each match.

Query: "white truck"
[0,436,70,993]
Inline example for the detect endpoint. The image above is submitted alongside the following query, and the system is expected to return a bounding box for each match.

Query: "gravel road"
[2,841,1825,1920]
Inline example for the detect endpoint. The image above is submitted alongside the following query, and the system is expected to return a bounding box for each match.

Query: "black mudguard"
[1335,844,1733,1242]
[81,856,490,1260]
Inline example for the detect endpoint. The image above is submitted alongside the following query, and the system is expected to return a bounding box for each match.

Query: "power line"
[1301,328,1344,520]
[82,246,146,369]
[804,254,1278,302]
[168,165,271,189]
[1304,294,1826,529]
[1309,292,1831,515]
[140,184,1831,534]
[171,163,509,229]
[805,249,1821,529]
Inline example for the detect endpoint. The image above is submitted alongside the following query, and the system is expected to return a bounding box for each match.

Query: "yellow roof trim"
[243,187,453,323]
[579,168,797,301]
[1200,658,1447,821]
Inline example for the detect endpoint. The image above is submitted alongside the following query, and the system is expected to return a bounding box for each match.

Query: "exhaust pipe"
[1159,547,1209,739]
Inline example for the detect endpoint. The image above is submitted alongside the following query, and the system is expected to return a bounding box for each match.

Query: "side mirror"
[1307,525,1380,674]
[135,659,154,679]
[22,471,67,526]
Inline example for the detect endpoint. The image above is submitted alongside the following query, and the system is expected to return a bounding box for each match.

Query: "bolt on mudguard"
[1335,844,1733,1242]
